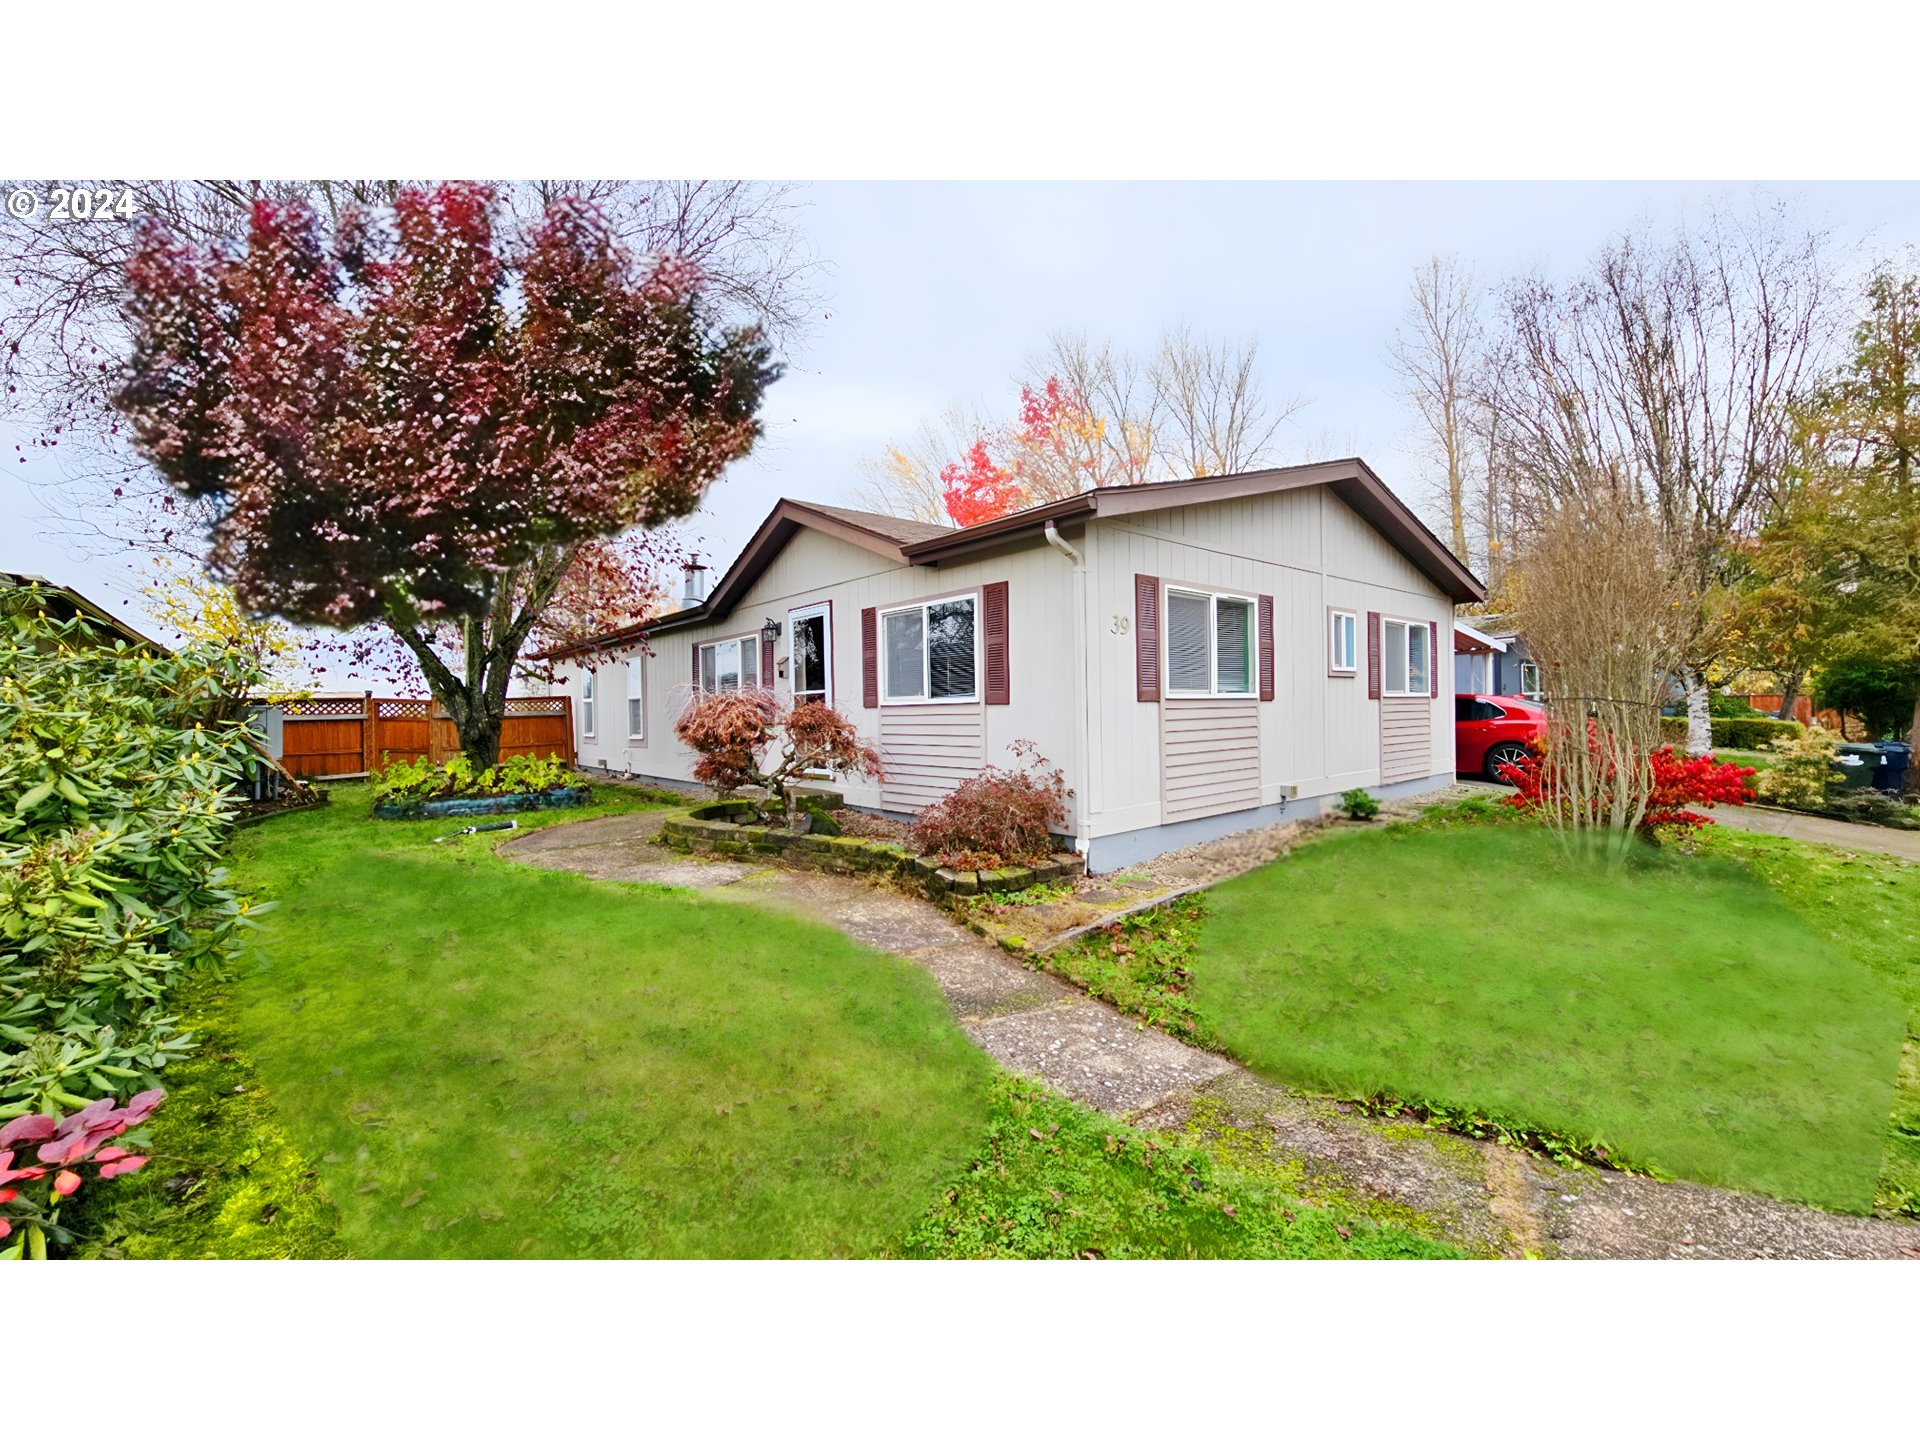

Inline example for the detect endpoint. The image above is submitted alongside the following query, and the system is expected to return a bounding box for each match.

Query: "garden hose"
[431,820,519,844]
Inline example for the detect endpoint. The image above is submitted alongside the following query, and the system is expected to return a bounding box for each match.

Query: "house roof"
[1452,620,1508,654]
[0,571,167,652]
[548,460,1486,657]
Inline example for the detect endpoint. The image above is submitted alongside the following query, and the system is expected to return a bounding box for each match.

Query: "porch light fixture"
[761,617,782,645]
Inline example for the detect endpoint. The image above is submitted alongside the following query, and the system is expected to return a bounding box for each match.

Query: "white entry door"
[789,604,832,708]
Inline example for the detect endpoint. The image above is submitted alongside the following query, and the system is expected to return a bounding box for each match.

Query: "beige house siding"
[562,526,1080,824]
[1160,697,1261,822]
[1084,487,1454,841]
[879,704,987,811]
[1379,696,1432,782]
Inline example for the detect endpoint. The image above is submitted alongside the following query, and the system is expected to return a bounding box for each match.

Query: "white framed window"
[1329,609,1358,675]
[698,635,760,694]
[1520,661,1542,701]
[881,594,978,704]
[1381,619,1432,697]
[1166,586,1256,698]
[789,603,832,708]
[625,657,644,739]
[581,668,597,737]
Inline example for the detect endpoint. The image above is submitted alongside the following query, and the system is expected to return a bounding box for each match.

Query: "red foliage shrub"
[909,741,1073,868]
[1500,733,1754,836]
[1,1090,164,1254]
[673,691,882,816]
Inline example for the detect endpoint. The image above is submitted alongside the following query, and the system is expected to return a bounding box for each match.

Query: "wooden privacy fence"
[277,694,575,780]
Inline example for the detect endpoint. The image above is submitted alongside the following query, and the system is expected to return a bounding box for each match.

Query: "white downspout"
[1044,521,1092,859]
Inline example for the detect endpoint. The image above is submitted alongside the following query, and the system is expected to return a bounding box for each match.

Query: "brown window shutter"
[762,635,776,694]
[1134,574,1160,703]
[1429,620,1440,698]
[861,606,878,708]
[1367,611,1382,700]
[983,581,1010,705]
[1257,594,1275,702]
[692,641,701,693]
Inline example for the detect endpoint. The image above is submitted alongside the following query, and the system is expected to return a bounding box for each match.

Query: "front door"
[789,604,832,708]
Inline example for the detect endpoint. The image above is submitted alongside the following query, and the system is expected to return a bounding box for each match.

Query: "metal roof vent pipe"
[680,557,708,608]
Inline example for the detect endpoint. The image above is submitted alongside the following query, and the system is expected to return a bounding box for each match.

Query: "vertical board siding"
[1160,698,1261,822]
[1379,695,1431,782]
[879,705,987,811]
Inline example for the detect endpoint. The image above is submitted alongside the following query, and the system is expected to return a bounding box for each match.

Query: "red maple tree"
[939,376,1138,526]
[112,183,777,764]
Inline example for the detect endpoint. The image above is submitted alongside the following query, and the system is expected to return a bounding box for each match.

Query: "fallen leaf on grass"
[401,1189,426,1208]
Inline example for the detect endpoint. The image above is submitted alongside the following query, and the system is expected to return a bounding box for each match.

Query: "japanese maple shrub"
[1,587,266,1116]
[113,183,777,768]
[909,741,1072,869]
[674,691,883,822]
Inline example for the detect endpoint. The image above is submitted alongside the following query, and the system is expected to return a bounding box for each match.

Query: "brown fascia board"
[904,459,1487,603]
[540,499,914,658]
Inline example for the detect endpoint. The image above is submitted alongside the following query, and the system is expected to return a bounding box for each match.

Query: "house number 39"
[1111,615,1130,635]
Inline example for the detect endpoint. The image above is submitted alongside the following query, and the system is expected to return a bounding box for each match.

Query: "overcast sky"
[5,181,1917,673]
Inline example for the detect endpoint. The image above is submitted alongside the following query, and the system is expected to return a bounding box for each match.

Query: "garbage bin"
[1833,743,1883,792]
[1877,742,1912,795]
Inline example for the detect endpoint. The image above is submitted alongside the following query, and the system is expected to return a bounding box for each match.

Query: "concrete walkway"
[503,808,1919,1260]
[1710,803,1920,861]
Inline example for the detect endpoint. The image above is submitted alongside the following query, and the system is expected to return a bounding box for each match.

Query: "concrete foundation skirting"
[1084,772,1455,872]
[660,800,1085,902]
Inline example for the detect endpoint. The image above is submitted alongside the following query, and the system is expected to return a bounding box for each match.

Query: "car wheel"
[1484,743,1531,783]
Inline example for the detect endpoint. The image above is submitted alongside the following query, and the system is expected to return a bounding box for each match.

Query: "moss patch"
[68,977,348,1259]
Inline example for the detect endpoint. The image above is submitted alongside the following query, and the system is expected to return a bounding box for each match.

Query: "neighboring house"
[0,571,166,652]
[551,459,1484,871]
[1452,614,1538,700]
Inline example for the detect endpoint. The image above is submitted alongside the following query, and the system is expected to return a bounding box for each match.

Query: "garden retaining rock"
[661,800,1084,902]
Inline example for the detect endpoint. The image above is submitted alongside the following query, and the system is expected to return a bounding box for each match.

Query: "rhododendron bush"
[0,1089,163,1258]
[909,741,1072,868]
[2,588,266,1117]
[1499,733,1754,838]
[112,182,778,766]
[674,691,882,821]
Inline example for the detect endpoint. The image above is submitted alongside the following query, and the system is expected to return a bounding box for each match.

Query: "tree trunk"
[1907,689,1920,798]
[1775,667,1804,723]
[1683,668,1713,757]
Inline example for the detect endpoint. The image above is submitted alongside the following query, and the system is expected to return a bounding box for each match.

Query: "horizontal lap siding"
[1161,698,1261,822]
[1379,695,1431,783]
[880,705,987,811]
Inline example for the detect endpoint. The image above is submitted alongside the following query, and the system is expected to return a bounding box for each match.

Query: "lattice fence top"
[505,697,567,715]
[374,698,433,718]
[283,698,368,718]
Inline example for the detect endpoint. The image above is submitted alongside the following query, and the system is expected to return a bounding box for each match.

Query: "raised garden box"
[375,785,591,821]
[661,800,1083,900]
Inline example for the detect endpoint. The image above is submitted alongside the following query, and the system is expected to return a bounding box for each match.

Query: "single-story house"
[1452,615,1538,700]
[550,458,1485,871]
[1,571,166,652]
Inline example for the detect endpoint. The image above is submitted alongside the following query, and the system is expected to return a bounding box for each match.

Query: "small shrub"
[1754,727,1841,809]
[1337,787,1380,821]
[1503,737,1753,836]
[909,741,1071,869]
[1708,692,1764,719]
[371,752,574,806]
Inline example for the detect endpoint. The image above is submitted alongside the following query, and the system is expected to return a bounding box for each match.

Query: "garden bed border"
[661,799,1084,902]
[374,784,592,821]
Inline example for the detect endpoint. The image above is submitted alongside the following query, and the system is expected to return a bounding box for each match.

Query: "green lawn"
[75,785,1453,1259]
[207,787,1003,1258]
[1189,822,1908,1213]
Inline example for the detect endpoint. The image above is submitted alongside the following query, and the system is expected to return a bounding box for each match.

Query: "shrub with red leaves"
[909,741,1073,868]
[673,691,882,819]
[0,1090,163,1258]
[1500,734,1754,837]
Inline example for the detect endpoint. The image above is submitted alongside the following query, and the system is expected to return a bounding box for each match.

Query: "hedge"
[1658,716,1802,750]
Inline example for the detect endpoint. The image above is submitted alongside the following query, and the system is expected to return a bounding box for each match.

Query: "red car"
[1455,694,1547,780]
